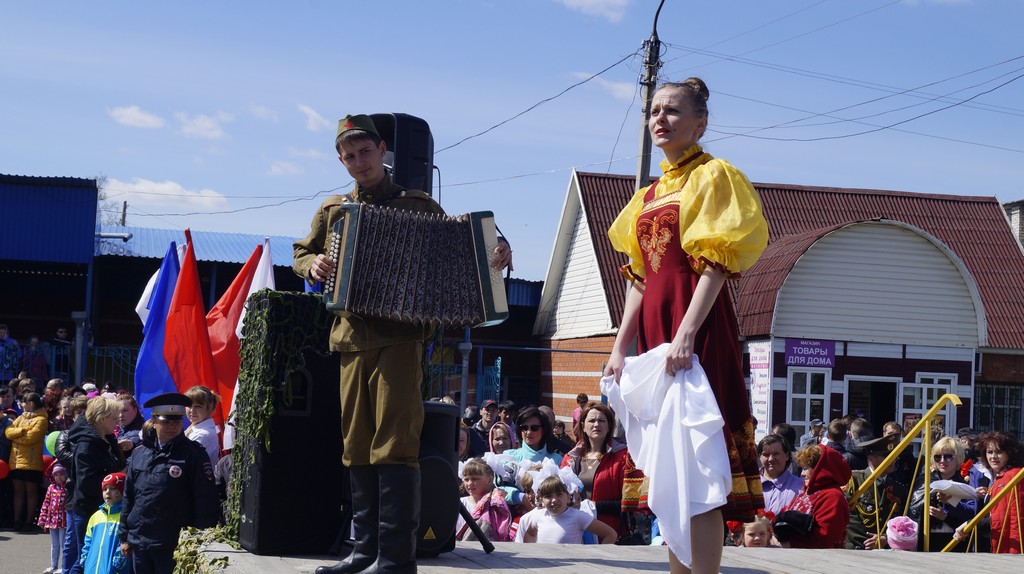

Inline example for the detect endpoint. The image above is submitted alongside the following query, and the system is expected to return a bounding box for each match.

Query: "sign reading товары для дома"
[784,339,835,368]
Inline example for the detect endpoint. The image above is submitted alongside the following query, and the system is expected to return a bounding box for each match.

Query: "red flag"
[206,243,263,427]
[164,229,217,415]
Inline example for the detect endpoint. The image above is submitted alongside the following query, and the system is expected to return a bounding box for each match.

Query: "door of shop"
[847,378,899,437]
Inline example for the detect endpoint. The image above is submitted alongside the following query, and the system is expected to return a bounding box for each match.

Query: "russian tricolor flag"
[134,229,270,429]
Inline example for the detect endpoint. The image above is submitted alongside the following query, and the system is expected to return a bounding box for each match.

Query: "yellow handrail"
[850,393,962,501]
[848,393,962,551]
[942,462,1024,552]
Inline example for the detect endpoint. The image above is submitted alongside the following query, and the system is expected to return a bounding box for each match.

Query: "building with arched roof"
[535,172,1024,441]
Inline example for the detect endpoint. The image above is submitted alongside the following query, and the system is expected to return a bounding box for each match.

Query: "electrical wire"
[708,71,1024,146]
[434,49,641,154]
[661,42,1024,119]
[606,71,643,174]
[139,183,350,217]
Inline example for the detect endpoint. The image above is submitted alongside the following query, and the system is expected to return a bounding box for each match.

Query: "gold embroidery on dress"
[637,211,678,273]
[642,190,683,212]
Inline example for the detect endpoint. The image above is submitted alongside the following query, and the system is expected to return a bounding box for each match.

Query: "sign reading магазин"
[784,339,835,368]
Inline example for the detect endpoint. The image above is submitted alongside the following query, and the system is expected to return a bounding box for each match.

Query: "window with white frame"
[789,368,829,441]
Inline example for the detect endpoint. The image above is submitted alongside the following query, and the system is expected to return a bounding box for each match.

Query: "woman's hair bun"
[683,77,709,104]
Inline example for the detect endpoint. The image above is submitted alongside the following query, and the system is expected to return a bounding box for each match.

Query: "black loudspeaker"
[370,113,434,194]
[238,357,460,557]
[417,401,461,557]
[238,349,346,555]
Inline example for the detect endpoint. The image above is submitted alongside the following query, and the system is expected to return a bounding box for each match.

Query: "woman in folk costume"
[605,77,768,574]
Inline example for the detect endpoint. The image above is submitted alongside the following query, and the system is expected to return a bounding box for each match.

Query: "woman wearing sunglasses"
[503,406,561,466]
[907,435,978,551]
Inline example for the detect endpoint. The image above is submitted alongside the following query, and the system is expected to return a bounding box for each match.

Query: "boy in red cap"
[78,472,129,574]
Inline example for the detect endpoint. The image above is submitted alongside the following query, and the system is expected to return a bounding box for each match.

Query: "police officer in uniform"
[119,393,218,574]
[845,434,909,549]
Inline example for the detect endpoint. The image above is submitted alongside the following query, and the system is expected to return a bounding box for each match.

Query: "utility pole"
[120,201,127,226]
[635,0,665,192]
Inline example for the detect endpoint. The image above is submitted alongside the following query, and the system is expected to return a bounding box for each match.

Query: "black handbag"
[772,510,814,542]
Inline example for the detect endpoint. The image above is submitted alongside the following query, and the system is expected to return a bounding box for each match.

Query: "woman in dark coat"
[63,396,124,574]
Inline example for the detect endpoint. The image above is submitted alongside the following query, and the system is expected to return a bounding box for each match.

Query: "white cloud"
[288,147,323,159]
[249,104,278,122]
[555,0,630,23]
[108,105,165,128]
[176,111,233,139]
[298,103,331,131]
[268,161,303,176]
[572,72,636,101]
[105,177,228,210]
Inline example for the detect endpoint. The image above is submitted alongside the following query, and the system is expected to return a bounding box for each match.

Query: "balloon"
[43,454,54,473]
[0,460,8,480]
[45,431,59,457]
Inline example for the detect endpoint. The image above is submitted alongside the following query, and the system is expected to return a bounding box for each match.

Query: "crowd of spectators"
[2,369,228,573]
[453,396,1024,554]
[5,354,1022,567]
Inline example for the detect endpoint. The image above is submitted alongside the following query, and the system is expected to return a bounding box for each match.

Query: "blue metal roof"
[506,279,542,307]
[96,225,299,268]
[1,174,98,264]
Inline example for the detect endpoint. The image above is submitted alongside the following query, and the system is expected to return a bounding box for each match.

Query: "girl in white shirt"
[519,476,616,544]
[184,385,221,467]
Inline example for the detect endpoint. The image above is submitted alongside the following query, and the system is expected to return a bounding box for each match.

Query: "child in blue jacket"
[78,472,130,574]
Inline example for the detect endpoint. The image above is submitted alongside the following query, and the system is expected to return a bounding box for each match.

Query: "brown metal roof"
[575,174,1024,349]
[576,172,656,328]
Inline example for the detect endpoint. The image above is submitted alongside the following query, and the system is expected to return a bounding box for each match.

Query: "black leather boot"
[316,466,379,574]
[369,464,420,574]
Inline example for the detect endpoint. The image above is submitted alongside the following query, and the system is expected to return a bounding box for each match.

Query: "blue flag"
[134,241,180,420]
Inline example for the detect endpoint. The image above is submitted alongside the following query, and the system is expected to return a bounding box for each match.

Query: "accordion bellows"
[323,203,509,327]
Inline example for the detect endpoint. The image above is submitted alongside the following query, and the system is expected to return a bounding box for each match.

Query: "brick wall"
[540,335,616,425]
[981,352,1024,384]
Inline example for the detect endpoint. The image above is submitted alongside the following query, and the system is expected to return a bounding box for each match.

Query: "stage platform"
[205,541,1015,574]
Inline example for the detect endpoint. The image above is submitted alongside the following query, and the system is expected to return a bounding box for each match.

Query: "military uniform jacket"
[845,468,908,549]
[292,178,444,352]
[119,432,218,550]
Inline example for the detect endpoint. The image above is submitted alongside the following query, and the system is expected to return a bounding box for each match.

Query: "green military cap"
[336,114,379,140]
[857,434,899,456]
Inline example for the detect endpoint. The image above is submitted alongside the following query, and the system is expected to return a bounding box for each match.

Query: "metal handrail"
[848,393,963,551]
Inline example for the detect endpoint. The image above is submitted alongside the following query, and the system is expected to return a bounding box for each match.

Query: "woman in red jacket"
[777,444,851,549]
[561,403,639,538]
[976,431,1023,553]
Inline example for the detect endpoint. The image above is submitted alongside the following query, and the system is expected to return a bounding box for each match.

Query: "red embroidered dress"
[609,144,769,521]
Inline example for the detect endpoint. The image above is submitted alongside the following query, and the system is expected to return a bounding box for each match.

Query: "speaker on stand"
[369,113,434,195]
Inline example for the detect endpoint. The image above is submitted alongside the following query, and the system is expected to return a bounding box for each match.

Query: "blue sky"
[3,0,1022,281]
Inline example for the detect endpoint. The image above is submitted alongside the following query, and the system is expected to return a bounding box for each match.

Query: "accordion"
[323,203,509,327]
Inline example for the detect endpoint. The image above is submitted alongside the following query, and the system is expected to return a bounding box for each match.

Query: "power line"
[661,0,903,73]
[661,42,1024,119]
[707,71,1024,149]
[138,184,349,217]
[435,49,642,154]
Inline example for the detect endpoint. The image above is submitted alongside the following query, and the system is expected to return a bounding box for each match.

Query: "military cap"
[957,427,979,440]
[857,434,899,456]
[143,392,192,421]
[337,114,379,140]
[809,418,824,427]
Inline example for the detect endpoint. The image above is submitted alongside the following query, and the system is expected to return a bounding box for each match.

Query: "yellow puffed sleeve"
[608,186,649,282]
[678,159,768,276]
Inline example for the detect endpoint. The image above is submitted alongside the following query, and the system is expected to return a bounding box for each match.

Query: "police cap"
[143,392,191,421]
